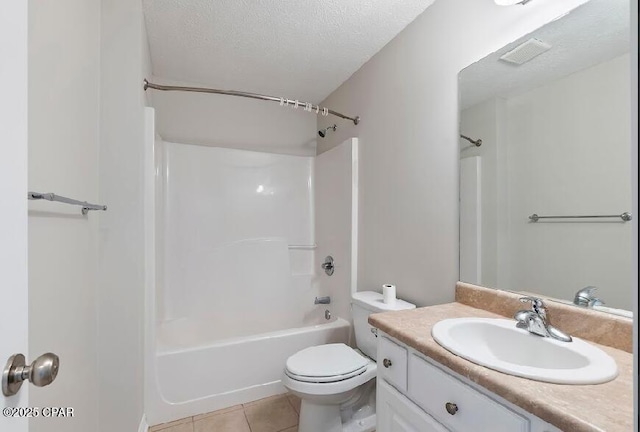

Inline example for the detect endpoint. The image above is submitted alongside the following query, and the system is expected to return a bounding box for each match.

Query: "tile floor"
[150,394,302,432]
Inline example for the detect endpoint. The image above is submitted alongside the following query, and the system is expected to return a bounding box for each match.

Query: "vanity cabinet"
[378,380,449,432]
[376,333,563,432]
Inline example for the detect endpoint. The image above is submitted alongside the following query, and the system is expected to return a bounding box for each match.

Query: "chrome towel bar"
[528,212,632,222]
[28,192,107,215]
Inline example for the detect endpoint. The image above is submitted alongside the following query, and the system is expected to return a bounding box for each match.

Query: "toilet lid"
[286,343,369,380]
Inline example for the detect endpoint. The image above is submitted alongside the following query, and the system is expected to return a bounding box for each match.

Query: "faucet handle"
[513,310,534,327]
[574,286,603,307]
[577,286,598,296]
[588,297,604,307]
[519,296,546,313]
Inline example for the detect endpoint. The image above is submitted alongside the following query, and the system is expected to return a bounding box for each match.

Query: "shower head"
[318,124,337,138]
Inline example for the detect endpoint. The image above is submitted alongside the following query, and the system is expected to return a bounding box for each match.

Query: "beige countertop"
[369,302,634,432]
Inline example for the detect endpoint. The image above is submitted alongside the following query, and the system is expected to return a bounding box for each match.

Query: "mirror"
[458,0,632,316]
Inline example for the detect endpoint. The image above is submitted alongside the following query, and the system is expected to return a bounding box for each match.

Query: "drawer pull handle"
[383,358,392,368]
[445,402,458,415]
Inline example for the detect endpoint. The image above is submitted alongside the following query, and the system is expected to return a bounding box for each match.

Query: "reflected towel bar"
[528,212,632,222]
[28,192,107,215]
[460,134,482,147]
[288,244,317,250]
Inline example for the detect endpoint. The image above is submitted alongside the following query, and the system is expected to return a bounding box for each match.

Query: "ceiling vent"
[499,38,552,65]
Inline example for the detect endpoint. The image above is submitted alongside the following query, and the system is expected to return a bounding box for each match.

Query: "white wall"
[503,55,632,308]
[317,0,587,307]
[149,77,318,156]
[27,1,100,431]
[98,1,150,431]
[630,0,638,426]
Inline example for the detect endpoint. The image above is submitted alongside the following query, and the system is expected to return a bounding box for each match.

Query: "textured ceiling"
[143,0,435,103]
[460,0,630,110]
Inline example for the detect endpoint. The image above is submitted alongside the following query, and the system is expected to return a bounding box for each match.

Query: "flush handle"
[383,358,392,368]
[2,353,60,397]
[445,402,458,415]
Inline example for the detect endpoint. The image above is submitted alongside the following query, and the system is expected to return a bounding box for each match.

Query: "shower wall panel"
[161,142,315,333]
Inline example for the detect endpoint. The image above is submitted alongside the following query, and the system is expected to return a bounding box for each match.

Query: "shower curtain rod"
[143,79,361,125]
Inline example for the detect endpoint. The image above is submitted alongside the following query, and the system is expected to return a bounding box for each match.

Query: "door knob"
[2,353,60,396]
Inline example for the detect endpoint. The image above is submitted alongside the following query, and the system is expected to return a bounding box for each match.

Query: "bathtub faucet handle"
[314,296,331,305]
[321,256,335,276]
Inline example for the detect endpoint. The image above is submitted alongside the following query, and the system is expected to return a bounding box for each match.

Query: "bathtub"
[146,314,351,426]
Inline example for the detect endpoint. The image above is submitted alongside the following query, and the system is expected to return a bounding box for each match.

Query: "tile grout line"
[149,416,194,432]
[284,395,300,431]
[243,406,254,432]
[286,396,294,412]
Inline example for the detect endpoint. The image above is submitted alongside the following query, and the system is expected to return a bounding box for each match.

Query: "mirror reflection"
[458,0,632,316]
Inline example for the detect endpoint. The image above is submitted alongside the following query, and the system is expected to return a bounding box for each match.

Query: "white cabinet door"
[378,380,449,432]
[379,337,409,393]
[408,354,529,432]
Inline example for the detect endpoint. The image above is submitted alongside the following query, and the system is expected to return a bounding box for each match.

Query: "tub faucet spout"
[314,296,331,305]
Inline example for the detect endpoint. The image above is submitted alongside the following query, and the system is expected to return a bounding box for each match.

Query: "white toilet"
[282,291,415,432]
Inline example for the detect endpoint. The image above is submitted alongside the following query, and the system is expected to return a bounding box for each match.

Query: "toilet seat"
[285,343,369,384]
[282,361,377,397]
[286,366,367,383]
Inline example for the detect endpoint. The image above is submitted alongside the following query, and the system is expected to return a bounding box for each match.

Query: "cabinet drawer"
[408,354,529,432]
[379,336,408,392]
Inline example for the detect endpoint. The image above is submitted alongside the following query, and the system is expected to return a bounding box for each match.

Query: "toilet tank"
[351,291,416,360]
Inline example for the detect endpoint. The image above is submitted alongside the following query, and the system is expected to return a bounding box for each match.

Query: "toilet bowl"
[282,291,415,432]
[282,344,377,432]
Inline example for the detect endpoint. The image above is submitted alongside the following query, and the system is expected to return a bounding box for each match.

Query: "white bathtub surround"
[145,126,361,424]
[138,415,148,432]
[161,142,316,324]
[315,138,359,323]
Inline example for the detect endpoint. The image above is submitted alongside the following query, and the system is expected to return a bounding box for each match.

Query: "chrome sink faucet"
[514,297,572,342]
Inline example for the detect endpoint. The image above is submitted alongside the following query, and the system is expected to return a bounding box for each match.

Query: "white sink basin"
[432,318,618,384]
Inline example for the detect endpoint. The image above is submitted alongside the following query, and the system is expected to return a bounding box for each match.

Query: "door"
[377,380,450,432]
[1,2,30,432]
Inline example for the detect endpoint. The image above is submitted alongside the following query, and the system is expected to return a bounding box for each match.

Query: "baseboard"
[138,414,148,432]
